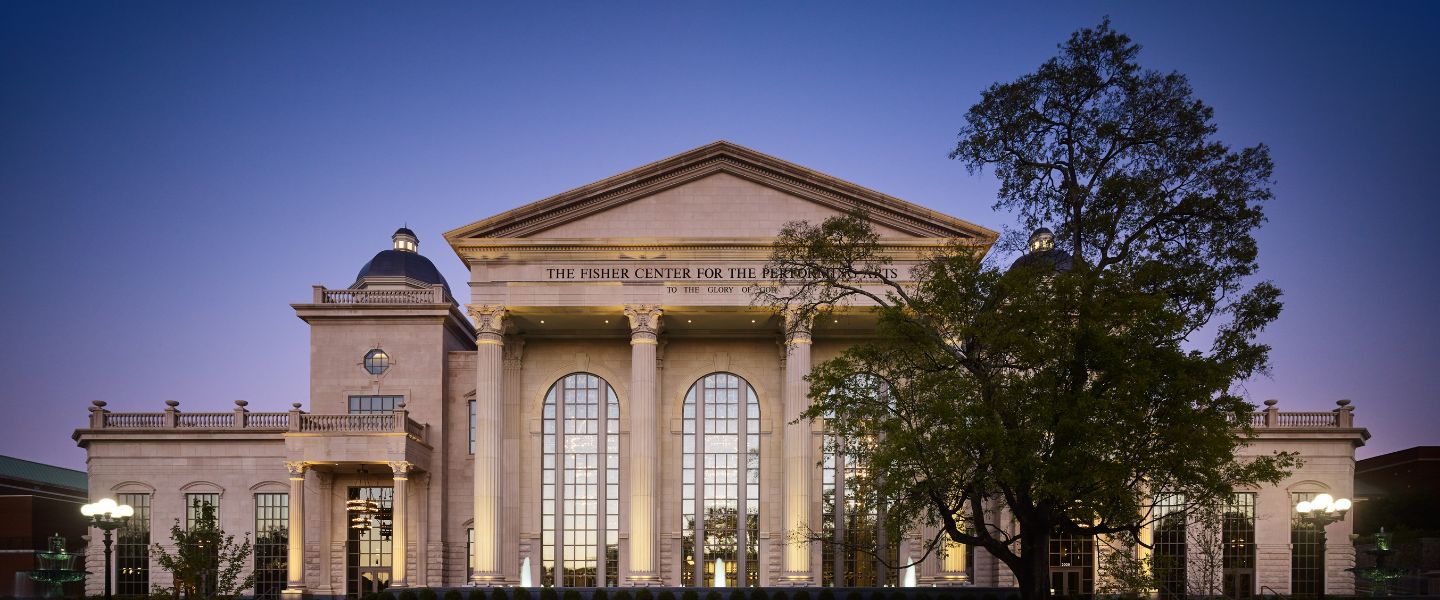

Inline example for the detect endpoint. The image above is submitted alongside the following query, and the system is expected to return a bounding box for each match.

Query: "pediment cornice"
[444,141,997,250]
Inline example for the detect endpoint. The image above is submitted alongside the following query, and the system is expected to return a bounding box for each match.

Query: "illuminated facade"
[75,142,1368,597]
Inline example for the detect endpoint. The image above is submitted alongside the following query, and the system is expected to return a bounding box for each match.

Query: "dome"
[1008,227,1075,273]
[353,227,449,287]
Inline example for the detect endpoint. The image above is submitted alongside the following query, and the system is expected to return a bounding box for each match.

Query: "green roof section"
[0,455,88,491]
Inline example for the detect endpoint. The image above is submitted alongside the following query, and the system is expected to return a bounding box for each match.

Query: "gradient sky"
[2,2,1436,470]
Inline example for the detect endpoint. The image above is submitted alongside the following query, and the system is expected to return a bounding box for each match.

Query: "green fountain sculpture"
[29,533,87,598]
[1349,528,1405,597]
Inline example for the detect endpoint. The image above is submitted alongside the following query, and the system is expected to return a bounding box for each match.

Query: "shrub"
[657,591,675,600]
[772,591,788,600]
[468,590,485,600]
[844,591,861,600]
[981,593,997,600]
[817,590,834,600]
[594,589,608,600]
[563,590,581,600]
[681,589,699,600]
[636,588,653,600]
[614,590,632,600]
[446,590,463,600]
[420,589,439,600]
[704,591,723,600]
[541,587,558,600]
[514,588,531,600]
[792,591,809,600]
[362,593,378,600]
[751,588,769,600]
[399,590,418,600]
[492,589,509,600]
[730,590,747,600]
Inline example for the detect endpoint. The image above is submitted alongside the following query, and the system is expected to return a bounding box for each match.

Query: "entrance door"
[354,568,391,598]
[1051,567,1085,597]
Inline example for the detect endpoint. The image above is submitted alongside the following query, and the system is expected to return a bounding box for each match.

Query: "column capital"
[624,305,663,342]
[782,307,814,345]
[503,336,526,368]
[388,461,414,479]
[467,304,508,342]
[284,461,309,479]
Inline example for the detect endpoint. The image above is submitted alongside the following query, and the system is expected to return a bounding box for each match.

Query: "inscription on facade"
[543,265,901,281]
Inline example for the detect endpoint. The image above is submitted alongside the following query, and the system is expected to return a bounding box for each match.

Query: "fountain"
[29,534,86,598]
[902,555,917,587]
[714,557,727,587]
[1349,528,1404,596]
[520,556,532,587]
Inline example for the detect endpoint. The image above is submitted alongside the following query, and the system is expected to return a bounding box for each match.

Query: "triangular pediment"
[444,141,997,243]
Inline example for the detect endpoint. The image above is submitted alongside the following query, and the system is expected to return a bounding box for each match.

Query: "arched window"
[680,373,760,587]
[821,375,899,586]
[541,373,620,587]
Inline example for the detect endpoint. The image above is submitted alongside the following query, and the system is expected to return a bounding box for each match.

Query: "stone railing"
[311,284,451,305]
[86,400,429,443]
[1247,399,1357,429]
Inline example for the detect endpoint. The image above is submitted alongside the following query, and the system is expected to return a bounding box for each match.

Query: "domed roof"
[354,250,449,287]
[1008,227,1075,273]
[353,227,448,288]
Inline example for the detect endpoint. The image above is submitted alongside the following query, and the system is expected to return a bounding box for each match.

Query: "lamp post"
[1295,493,1352,597]
[81,498,134,600]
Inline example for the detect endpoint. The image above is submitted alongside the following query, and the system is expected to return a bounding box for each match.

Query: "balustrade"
[312,285,450,305]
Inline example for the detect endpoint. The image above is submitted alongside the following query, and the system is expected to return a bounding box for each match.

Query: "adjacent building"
[0,455,88,598]
[74,142,1369,599]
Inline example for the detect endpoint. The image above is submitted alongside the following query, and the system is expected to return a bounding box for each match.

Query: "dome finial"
[1027,227,1055,253]
[392,226,418,253]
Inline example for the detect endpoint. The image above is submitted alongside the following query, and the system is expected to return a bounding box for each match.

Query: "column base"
[623,574,664,586]
[774,574,813,586]
[467,575,508,587]
[281,588,309,600]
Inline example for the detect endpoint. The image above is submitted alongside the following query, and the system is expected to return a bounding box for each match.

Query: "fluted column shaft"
[284,462,308,592]
[468,305,506,584]
[623,305,662,584]
[781,311,814,583]
[389,461,413,587]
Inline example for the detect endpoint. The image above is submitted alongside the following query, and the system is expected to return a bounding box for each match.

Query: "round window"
[363,349,390,375]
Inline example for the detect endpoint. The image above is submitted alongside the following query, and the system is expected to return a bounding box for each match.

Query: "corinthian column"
[283,461,308,596]
[468,304,506,585]
[389,461,413,588]
[623,304,662,585]
[780,309,814,584]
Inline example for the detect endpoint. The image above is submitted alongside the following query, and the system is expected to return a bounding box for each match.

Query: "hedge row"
[352,588,1024,600]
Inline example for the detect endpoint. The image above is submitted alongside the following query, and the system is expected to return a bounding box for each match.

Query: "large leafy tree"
[757,20,1295,600]
[152,501,255,600]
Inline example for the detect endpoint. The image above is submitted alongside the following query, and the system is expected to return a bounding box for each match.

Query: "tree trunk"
[1014,527,1051,600]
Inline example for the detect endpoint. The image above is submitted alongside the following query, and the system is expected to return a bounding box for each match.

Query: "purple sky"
[2,3,1436,470]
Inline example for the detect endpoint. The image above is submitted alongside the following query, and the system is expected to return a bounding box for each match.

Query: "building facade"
[75,142,1369,598]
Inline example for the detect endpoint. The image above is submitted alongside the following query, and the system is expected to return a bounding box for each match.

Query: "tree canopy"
[756,20,1296,600]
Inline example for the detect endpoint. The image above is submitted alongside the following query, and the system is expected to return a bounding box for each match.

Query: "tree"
[756,20,1296,600]
[152,500,255,600]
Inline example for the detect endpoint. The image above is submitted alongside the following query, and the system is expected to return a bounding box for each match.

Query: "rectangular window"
[348,395,403,414]
[466,528,474,577]
[1291,492,1324,598]
[185,493,220,528]
[1048,533,1094,597]
[468,400,475,455]
[1154,492,1187,600]
[116,493,151,596]
[346,487,393,598]
[1223,492,1257,599]
[254,493,289,600]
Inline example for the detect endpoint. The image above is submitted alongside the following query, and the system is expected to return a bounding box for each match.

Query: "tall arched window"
[822,375,900,586]
[680,373,761,587]
[541,373,620,587]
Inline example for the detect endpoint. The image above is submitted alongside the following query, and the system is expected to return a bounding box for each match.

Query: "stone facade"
[74,142,1369,598]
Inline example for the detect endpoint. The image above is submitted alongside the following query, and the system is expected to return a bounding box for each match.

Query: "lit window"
[364,349,390,375]
[348,395,402,414]
[541,373,620,587]
[680,372,761,587]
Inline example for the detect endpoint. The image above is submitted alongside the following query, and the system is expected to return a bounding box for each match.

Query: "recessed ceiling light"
[833,319,839,323]
[750,319,756,323]
[539,320,545,324]
[687,319,693,323]
[604,320,609,324]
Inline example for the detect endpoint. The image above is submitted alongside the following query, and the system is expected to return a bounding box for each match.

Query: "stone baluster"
[283,461,309,596]
[389,461,413,588]
[623,305,663,585]
[467,304,507,585]
[780,308,814,584]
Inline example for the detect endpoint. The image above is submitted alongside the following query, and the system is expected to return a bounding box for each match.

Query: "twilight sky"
[1,2,1436,470]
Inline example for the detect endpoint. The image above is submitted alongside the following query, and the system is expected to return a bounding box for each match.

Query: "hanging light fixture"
[346,466,381,532]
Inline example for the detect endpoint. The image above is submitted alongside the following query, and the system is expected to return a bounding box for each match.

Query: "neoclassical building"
[75,142,1369,599]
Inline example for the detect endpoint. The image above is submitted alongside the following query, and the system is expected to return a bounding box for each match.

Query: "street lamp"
[81,498,134,600]
[1295,493,1352,597]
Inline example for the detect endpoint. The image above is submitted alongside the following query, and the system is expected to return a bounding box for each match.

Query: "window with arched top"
[680,372,761,587]
[821,375,900,586]
[541,373,620,587]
